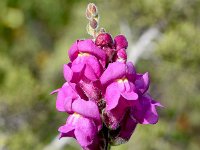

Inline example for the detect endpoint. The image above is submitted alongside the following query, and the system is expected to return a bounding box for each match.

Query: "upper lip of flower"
[100,61,136,86]
[68,39,106,65]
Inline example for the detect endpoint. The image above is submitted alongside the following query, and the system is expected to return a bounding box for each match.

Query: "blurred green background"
[0,0,200,150]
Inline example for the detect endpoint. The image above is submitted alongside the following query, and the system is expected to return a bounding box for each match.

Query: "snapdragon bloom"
[59,99,102,149]
[52,31,162,149]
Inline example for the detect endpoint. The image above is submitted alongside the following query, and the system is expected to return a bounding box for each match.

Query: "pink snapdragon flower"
[59,99,102,149]
[100,62,138,129]
[64,39,106,101]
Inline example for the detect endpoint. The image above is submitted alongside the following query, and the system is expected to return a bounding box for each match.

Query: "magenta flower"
[58,98,102,149]
[100,59,162,130]
[63,39,106,101]
[52,5,162,148]
[59,114,97,148]
[100,61,138,129]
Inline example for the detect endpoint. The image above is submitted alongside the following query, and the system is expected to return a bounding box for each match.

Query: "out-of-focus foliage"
[0,0,199,150]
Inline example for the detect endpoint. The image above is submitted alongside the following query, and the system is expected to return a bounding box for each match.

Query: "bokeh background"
[0,0,200,150]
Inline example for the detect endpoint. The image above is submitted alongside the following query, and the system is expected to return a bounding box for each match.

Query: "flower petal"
[126,62,136,82]
[58,120,75,138]
[121,91,138,100]
[63,63,85,83]
[83,55,103,78]
[68,41,79,62]
[105,82,121,110]
[50,89,60,95]
[135,72,150,94]
[56,89,66,112]
[132,95,161,124]
[110,110,137,145]
[84,65,98,81]
[55,83,79,112]
[77,39,106,63]
[100,62,126,86]
[72,99,101,122]
[63,63,73,82]
[75,117,97,147]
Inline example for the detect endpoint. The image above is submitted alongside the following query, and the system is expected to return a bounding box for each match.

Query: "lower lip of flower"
[68,113,82,125]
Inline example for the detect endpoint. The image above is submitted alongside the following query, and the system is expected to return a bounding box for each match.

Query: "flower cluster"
[52,33,162,149]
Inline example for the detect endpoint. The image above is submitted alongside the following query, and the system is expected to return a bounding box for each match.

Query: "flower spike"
[52,3,162,150]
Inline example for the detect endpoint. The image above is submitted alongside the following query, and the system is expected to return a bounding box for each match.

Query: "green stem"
[103,124,111,150]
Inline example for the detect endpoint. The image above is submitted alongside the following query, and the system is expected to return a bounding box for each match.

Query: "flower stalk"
[51,3,162,150]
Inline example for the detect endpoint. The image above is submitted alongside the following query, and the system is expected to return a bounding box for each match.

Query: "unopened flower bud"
[86,3,98,19]
[95,33,113,47]
[116,49,127,62]
[103,47,115,62]
[89,18,98,29]
[114,35,128,50]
